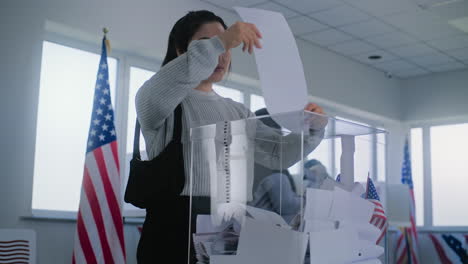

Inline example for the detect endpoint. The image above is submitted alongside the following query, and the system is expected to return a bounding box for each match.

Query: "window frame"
[409,115,468,231]
[31,32,388,221]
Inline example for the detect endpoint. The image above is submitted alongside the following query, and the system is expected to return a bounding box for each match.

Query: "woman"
[135,10,325,263]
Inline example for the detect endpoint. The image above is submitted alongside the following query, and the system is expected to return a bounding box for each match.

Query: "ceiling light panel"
[252,1,300,18]
[203,0,265,9]
[365,31,419,49]
[287,16,329,35]
[339,19,396,38]
[328,40,377,56]
[374,59,419,72]
[426,61,466,72]
[274,0,342,14]
[388,43,439,57]
[408,52,456,66]
[446,47,468,60]
[427,34,468,51]
[342,0,420,16]
[301,28,354,46]
[309,5,371,27]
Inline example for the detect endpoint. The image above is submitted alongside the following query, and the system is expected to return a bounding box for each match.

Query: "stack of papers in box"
[211,218,308,264]
[304,187,384,264]
[205,187,385,264]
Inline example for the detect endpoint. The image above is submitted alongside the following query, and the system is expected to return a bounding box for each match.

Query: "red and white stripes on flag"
[395,187,419,264]
[395,139,419,264]
[418,233,468,264]
[365,176,388,245]
[73,143,126,264]
[395,227,419,264]
[369,199,388,244]
[73,36,125,264]
[0,240,31,263]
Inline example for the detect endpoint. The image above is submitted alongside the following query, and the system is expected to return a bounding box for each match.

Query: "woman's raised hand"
[218,21,262,54]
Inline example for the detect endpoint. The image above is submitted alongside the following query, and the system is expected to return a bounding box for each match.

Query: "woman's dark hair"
[162,10,227,66]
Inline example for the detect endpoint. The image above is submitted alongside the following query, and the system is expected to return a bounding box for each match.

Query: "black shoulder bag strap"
[133,104,183,160]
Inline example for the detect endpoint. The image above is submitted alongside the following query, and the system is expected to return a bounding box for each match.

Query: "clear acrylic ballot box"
[188,110,386,264]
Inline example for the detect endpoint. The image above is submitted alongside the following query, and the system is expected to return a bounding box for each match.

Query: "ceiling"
[201,0,468,79]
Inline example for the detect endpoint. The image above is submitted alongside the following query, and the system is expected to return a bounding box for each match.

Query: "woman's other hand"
[304,103,328,130]
[304,103,324,114]
[218,21,262,54]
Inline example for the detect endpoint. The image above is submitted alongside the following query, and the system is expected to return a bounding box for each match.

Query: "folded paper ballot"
[305,187,374,224]
[304,219,336,233]
[304,188,333,220]
[351,182,366,197]
[212,202,246,227]
[234,7,308,116]
[245,205,289,228]
[329,187,374,224]
[339,221,381,243]
[309,228,384,264]
[236,218,308,264]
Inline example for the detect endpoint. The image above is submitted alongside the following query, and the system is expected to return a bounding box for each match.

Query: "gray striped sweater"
[135,36,324,197]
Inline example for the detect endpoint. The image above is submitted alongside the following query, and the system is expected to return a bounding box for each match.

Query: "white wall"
[0,0,406,263]
[401,69,468,122]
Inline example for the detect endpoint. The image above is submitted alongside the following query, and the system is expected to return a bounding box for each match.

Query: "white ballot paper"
[197,214,239,234]
[309,228,384,264]
[245,205,289,228]
[329,187,374,223]
[210,255,242,264]
[197,214,216,234]
[304,188,333,220]
[339,221,381,243]
[236,218,308,264]
[304,219,336,233]
[348,259,382,264]
[234,7,309,129]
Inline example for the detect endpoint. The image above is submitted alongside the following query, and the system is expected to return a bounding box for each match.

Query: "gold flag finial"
[102,27,111,54]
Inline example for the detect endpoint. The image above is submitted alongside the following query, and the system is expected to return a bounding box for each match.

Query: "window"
[250,94,266,112]
[411,128,424,226]
[376,133,386,182]
[32,41,117,212]
[126,67,156,161]
[411,123,468,227]
[214,84,244,103]
[307,140,332,176]
[430,123,468,226]
[123,67,156,215]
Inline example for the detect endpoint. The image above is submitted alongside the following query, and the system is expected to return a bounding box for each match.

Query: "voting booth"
[188,110,386,264]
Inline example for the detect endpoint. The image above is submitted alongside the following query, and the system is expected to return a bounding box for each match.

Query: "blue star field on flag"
[366,177,381,201]
[401,139,413,189]
[86,37,116,153]
[442,234,468,263]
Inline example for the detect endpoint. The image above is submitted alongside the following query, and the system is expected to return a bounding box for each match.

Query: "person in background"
[303,159,330,188]
[250,108,330,223]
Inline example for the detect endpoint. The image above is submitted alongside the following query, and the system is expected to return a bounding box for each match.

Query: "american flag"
[396,139,419,264]
[365,176,387,244]
[0,230,35,264]
[421,233,468,263]
[73,36,126,264]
